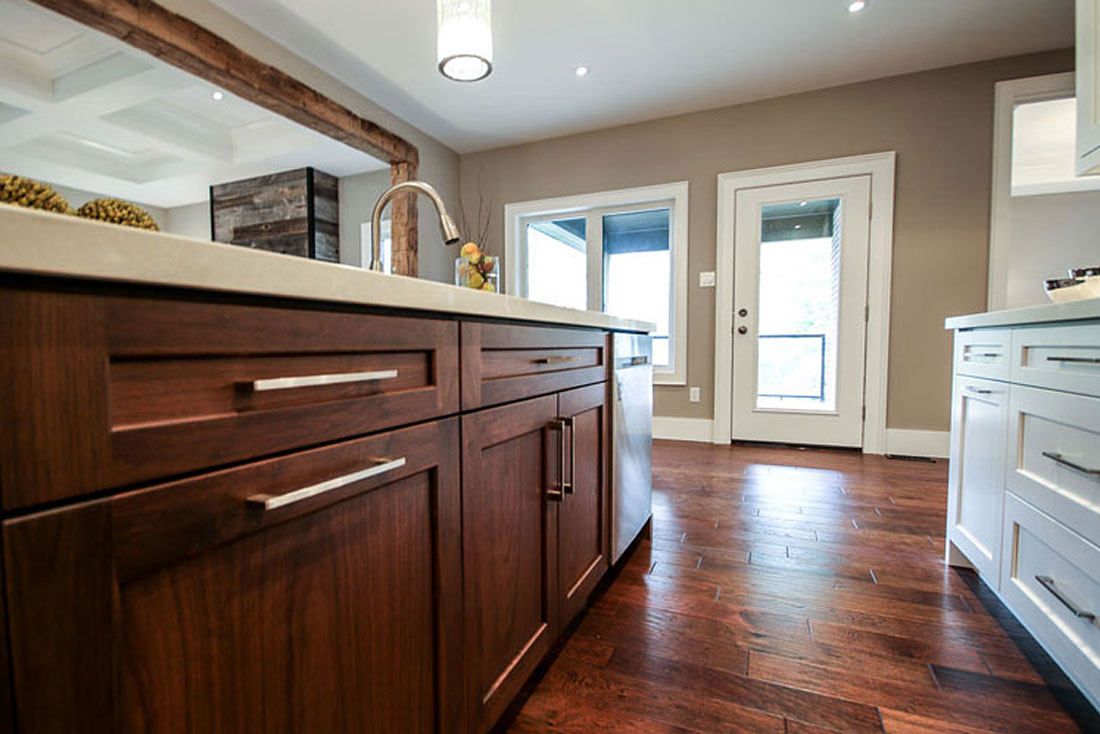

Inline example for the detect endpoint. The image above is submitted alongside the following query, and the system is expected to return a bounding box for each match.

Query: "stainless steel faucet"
[369,180,461,272]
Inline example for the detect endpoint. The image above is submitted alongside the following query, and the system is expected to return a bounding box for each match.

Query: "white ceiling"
[210,0,1075,153]
[0,0,386,209]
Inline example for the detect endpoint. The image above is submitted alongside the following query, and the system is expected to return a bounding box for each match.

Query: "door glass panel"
[603,208,671,366]
[526,217,587,309]
[755,197,841,412]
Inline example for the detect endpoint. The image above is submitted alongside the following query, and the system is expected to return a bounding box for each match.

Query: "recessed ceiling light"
[794,224,803,230]
[211,90,224,101]
[799,200,808,207]
[575,65,590,77]
[848,0,867,12]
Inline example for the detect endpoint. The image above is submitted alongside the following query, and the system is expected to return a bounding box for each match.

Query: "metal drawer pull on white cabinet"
[965,385,1001,395]
[245,369,399,392]
[246,457,407,510]
[1035,575,1098,620]
[1045,356,1100,366]
[1042,451,1100,479]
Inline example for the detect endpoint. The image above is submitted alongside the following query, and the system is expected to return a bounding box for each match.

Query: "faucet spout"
[369,180,461,273]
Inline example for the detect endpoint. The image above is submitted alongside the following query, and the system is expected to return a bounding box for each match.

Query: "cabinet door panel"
[946,375,1009,583]
[461,396,559,732]
[557,382,609,626]
[5,419,462,734]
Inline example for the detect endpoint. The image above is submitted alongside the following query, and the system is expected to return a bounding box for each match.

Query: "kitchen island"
[0,205,652,734]
[945,300,1100,713]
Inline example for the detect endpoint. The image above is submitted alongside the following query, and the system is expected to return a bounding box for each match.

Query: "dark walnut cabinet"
[460,384,609,732]
[0,278,621,734]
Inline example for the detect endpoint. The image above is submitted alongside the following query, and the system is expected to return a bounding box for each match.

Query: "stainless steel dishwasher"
[611,332,654,564]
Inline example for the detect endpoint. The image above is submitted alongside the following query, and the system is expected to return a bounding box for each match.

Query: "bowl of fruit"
[455,242,498,293]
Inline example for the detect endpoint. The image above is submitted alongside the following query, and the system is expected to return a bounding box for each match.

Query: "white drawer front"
[1012,322,1100,398]
[1001,493,1100,708]
[954,328,1012,381]
[1007,384,1100,544]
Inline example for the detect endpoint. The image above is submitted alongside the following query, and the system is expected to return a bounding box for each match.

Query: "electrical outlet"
[689,386,701,402]
[698,271,716,288]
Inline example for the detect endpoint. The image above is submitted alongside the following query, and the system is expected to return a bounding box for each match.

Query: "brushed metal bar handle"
[1042,451,1100,479]
[1035,575,1096,620]
[964,386,1000,395]
[968,352,1003,359]
[246,369,398,392]
[561,416,576,495]
[536,356,580,365]
[1046,356,1100,365]
[547,419,569,501]
[246,457,406,511]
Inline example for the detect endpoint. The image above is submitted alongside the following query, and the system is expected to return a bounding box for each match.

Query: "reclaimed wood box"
[210,167,338,262]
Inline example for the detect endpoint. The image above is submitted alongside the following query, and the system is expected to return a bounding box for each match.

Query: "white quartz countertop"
[945,298,1100,330]
[0,206,653,333]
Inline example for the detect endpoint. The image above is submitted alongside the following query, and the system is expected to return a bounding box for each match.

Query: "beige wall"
[1007,191,1100,308]
[459,50,1074,432]
[160,0,462,284]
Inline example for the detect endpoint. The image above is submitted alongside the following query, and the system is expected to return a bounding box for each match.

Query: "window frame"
[505,181,689,385]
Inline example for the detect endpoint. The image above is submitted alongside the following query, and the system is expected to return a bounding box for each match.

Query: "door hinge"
[864,305,870,322]
[862,406,867,422]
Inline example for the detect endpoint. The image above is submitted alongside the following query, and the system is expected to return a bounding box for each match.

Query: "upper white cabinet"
[1079,0,1100,175]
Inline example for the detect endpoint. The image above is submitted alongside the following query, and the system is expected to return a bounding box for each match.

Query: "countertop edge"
[944,299,1100,330]
[0,206,653,333]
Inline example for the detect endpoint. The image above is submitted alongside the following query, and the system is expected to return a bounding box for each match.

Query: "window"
[506,182,689,384]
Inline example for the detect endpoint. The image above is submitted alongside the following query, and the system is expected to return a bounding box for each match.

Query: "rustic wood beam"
[389,160,420,278]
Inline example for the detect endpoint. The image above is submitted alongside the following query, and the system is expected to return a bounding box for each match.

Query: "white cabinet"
[1079,0,1100,175]
[946,375,1009,583]
[947,316,1100,711]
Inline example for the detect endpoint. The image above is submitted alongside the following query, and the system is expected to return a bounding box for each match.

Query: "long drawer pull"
[246,369,399,392]
[967,352,1003,359]
[1035,575,1097,621]
[964,386,1000,396]
[1042,451,1100,479]
[1045,356,1100,366]
[246,457,407,511]
[535,355,580,365]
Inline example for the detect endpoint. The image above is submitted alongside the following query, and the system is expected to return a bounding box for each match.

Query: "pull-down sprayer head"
[369,180,461,273]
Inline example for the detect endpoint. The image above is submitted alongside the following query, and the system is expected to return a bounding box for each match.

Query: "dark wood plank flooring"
[506,441,1090,734]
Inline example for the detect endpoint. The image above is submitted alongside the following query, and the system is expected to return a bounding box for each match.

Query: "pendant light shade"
[437,0,493,82]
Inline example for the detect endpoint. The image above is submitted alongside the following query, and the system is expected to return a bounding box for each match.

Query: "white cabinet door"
[1079,0,1100,175]
[946,375,1009,584]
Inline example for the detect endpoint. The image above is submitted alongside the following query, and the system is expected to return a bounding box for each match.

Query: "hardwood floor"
[504,440,1093,734]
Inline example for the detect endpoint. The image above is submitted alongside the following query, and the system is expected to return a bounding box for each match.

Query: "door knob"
[737,326,748,335]
[738,308,748,317]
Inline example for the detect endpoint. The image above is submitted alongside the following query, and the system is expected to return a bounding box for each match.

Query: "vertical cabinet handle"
[562,416,575,495]
[547,419,567,502]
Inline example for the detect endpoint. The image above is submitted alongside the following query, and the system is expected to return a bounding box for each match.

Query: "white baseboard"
[884,429,950,459]
[653,417,714,443]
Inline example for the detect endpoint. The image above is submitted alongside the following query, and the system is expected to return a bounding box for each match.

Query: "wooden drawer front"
[954,328,1012,381]
[1011,322,1100,398]
[4,418,463,734]
[0,288,458,510]
[461,322,607,410]
[1001,493,1100,708]
[1006,384,1100,544]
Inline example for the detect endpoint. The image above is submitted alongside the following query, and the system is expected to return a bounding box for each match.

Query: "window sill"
[654,375,686,387]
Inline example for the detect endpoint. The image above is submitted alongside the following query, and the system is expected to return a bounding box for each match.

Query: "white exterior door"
[731,176,871,447]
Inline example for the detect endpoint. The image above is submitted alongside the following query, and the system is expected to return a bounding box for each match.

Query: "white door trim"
[713,152,896,454]
[987,72,1077,312]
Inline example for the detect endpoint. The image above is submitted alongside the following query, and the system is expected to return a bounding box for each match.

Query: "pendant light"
[437,0,493,82]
